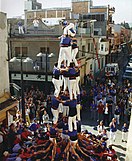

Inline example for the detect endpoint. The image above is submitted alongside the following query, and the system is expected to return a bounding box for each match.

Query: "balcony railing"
[77,28,91,36]
[9,60,56,73]
[10,24,62,37]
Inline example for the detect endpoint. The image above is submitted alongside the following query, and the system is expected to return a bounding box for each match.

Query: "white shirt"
[33,19,39,27]
[25,109,30,116]
[43,114,49,121]
[104,106,109,114]
[63,23,76,37]
[97,125,105,135]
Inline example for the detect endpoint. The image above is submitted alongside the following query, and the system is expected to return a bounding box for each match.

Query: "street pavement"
[81,109,127,161]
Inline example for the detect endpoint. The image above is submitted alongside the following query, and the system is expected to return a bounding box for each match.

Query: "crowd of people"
[0,77,131,161]
[0,20,131,161]
[0,118,119,161]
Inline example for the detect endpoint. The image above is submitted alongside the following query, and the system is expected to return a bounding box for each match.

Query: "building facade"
[72,0,92,15]
[25,0,42,11]
[25,7,71,20]
[0,12,18,125]
[8,0,117,85]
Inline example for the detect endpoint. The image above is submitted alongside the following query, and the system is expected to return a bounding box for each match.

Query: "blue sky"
[0,0,132,24]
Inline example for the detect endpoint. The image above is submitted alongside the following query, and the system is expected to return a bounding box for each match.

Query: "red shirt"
[21,131,31,140]
[14,137,21,144]
[20,152,31,159]
[98,104,104,114]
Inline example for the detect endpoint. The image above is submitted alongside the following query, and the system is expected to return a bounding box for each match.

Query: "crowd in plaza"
[0,78,131,161]
[0,20,131,161]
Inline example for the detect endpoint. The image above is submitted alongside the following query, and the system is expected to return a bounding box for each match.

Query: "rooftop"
[25,7,71,12]
[90,6,107,9]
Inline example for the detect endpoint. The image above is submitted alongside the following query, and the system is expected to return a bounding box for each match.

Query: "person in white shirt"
[43,110,49,123]
[97,120,105,135]
[33,18,39,33]
[25,107,30,126]
[103,103,109,127]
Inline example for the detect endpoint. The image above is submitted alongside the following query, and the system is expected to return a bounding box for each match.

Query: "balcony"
[98,41,109,56]
[9,59,55,74]
[9,21,62,37]
[77,27,91,37]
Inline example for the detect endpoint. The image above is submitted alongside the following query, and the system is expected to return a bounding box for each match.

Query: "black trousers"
[103,114,109,127]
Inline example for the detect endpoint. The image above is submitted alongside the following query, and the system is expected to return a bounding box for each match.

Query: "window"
[90,64,92,70]
[82,45,85,56]
[47,47,50,54]
[94,31,98,36]
[15,47,28,57]
[40,47,50,53]
[91,15,96,20]
[88,43,90,53]
[101,57,104,68]
[101,44,104,51]
[91,43,94,52]
[40,47,46,53]
[15,47,20,57]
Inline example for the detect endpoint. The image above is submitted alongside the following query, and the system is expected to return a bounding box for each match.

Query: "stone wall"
[26,9,71,19]
[0,12,9,97]
[11,38,59,59]
[90,8,107,13]
[72,1,90,14]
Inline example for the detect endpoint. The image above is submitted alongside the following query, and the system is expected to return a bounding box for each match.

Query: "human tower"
[51,20,81,133]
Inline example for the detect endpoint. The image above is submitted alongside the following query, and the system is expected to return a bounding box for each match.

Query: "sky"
[0,0,132,24]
